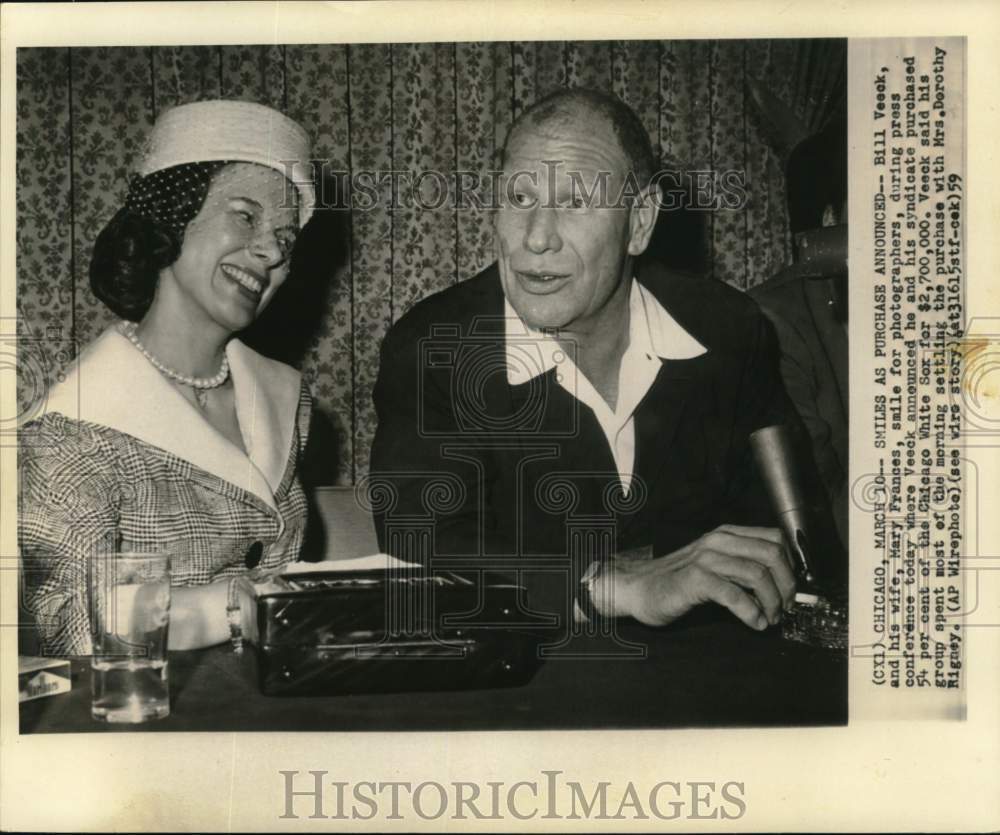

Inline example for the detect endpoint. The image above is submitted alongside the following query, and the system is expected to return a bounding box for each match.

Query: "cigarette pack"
[18,656,72,702]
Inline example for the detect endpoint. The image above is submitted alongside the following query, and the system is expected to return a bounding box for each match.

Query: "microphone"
[749,425,819,593]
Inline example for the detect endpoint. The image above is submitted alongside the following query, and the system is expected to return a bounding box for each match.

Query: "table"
[20,614,846,732]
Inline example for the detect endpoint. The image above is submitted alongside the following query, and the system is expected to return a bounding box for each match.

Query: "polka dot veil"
[123,162,222,231]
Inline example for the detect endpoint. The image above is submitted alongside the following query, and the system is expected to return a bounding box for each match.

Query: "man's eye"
[233,209,255,224]
[512,192,536,208]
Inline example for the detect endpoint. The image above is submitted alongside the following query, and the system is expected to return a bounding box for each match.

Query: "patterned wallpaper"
[15,40,845,484]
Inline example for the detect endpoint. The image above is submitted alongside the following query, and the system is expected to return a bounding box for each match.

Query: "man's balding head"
[493,86,661,336]
[501,87,657,188]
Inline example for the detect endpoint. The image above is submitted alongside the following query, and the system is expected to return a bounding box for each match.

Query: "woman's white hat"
[138,99,315,226]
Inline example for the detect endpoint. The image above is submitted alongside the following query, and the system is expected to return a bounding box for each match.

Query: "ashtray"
[781,587,848,650]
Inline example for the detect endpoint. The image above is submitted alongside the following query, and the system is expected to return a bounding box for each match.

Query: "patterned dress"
[19,327,312,655]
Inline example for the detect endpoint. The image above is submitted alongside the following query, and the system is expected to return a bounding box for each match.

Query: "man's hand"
[592,525,796,630]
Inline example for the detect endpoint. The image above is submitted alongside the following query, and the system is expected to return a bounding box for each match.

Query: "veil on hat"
[135,99,315,228]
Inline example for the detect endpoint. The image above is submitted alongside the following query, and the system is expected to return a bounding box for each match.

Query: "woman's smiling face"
[160,162,299,335]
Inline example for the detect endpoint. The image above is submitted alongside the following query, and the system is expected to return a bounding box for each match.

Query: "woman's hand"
[166,580,232,650]
[127,581,171,635]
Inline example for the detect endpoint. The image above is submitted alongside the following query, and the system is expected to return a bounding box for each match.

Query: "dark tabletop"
[20,615,846,733]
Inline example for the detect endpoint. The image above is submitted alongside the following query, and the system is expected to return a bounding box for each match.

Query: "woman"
[19,99,317,655]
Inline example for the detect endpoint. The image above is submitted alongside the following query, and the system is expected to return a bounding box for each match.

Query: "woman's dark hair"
[90,161,228,321]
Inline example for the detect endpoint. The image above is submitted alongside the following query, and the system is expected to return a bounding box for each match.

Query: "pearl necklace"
[118,321,230,391]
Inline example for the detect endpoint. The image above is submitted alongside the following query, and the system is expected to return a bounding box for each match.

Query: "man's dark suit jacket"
[369,260,799,630]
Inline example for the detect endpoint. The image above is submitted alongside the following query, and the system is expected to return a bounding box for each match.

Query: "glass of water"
[90,552,171,723]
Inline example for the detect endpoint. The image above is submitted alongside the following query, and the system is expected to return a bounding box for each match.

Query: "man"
[370,88,799,637]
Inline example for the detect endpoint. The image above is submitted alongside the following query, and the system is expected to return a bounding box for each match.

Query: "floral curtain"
[16,40,845,484]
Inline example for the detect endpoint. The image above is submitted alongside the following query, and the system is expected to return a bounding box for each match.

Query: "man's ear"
[627,183,661,256]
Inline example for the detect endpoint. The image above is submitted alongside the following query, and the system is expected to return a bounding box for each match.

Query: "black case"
[239,568,545,696]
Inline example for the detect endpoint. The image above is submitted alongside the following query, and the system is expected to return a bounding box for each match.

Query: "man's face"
[494,116,655,333]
